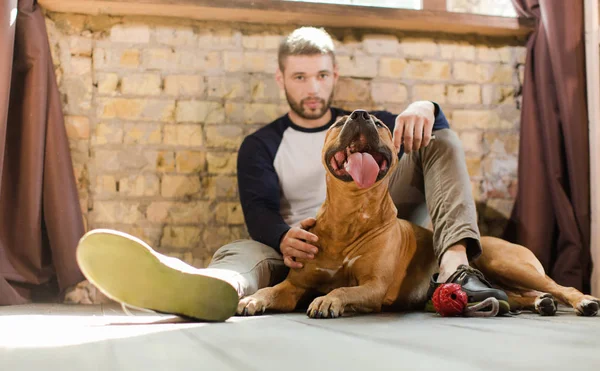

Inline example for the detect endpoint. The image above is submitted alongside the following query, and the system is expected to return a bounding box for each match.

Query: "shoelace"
[450,265,493,287]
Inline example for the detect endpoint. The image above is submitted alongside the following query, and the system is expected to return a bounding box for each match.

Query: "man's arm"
[237,136,290,251]
[372,101,450,132]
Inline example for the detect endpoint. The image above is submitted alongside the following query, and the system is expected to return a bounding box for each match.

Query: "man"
[76,27,506,318]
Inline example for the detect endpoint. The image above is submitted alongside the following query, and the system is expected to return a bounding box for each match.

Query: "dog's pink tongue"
[344,152,379,188]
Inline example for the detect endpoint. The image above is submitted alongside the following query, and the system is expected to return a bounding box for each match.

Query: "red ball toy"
[432,283,468,317]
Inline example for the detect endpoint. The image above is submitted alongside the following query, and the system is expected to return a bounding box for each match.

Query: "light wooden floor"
[0,303,598,371]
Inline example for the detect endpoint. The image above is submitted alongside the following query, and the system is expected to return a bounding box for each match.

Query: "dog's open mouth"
[327,136,392,189]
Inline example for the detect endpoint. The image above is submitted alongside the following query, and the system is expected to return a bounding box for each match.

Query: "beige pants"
[207,128,481,298]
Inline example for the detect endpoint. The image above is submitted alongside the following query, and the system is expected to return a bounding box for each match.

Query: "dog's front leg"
[306,280,386,318]
[237,279,306,316]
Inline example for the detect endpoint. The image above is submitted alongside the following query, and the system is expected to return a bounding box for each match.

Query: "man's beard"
[285,88,334,120]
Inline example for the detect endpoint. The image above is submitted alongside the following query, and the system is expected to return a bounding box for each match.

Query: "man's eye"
[319,74,329,79]
[295,76,304,81]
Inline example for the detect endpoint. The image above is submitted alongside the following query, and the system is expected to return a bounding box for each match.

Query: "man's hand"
[393,101,435,153]
[280,217,319,269]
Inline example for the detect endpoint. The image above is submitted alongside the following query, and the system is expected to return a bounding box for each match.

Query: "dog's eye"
[374,121,384,127]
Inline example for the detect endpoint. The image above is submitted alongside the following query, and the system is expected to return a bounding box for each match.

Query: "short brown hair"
[278,27,336,71]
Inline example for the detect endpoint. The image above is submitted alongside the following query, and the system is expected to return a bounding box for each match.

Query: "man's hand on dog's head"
[280,217,319,269]
[393,101,435,153]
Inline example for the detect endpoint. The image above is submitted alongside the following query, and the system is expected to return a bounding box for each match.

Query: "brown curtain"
[505,0,591,293]
[0,0,85,305]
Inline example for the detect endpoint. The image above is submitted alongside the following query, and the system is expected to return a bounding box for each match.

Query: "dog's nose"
[350,109,370,121]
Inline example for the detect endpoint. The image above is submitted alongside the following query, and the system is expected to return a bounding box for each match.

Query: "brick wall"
[44,12,526,267]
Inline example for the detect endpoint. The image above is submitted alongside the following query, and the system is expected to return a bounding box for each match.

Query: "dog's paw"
[535,293,557,316]
[237,296,268,316]
[306,296,344,319]
[575,296,600,317]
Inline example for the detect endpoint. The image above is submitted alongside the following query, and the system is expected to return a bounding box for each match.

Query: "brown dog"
[237,110,600,318]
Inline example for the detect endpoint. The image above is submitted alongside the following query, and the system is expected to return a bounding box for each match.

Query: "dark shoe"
[76,229,239,322]
[425,265,510,315]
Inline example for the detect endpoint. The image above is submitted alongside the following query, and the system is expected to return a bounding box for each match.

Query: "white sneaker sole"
[76,229,238,322]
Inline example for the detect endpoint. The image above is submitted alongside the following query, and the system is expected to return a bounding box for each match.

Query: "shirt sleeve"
[370,102,450,132]
[237,135,289,252]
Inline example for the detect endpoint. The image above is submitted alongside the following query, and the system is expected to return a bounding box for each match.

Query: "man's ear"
[333,63,340,84]
[275,68,284,90]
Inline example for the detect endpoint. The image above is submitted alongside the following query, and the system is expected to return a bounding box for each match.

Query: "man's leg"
[388,129,508,311]
[203,239,289,298]
[75,229,286,321]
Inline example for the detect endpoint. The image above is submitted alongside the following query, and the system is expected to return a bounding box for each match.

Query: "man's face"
[276,55,339,120]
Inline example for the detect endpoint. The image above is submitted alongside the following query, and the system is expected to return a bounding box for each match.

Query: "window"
[283,0,422,10]
[447,0,517,17]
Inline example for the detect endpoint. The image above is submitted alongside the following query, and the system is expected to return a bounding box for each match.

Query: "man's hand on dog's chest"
[393,101,435,153]
[280,217,319,269]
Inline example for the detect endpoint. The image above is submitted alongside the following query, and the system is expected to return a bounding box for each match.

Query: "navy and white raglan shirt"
[237,104,450,252]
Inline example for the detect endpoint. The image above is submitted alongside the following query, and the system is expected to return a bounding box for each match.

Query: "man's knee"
[211,239,282,263]
[429,129,463,156]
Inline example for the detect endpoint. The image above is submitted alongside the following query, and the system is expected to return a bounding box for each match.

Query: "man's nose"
[350,109,370,122]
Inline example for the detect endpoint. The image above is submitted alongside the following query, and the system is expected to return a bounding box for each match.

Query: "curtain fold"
[505,0,591,293]
[0,0,85,305]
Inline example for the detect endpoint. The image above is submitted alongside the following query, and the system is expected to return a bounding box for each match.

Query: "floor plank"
[1,304,598,371]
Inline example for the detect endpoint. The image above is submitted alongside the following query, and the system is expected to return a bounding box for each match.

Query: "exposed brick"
[413,84,447,104]
[447,85,481,104]
[482,85,515,105]
[439,42,476,60]
[118,174,160,197]
[93,48,140,69]
[451,110,513,130]
[215,202,245,225]
[459,131,484,154]
[69,36,93,56]
[164,124,203,146]
[477,46,512,63]
[401,38,438,58]
[249,76,282,101]
[161,226,202,248]
[466,156,482,177]
[120,73,162,95]
[207,77,248,99]
[156,151,176,172]
[123,123,162,144]
[164,75,205,96]
[176,101,224,124]
[92,201,144,224]
[94,149,156,172]
[176,151,207,173]
[243,34,282,49]
[161,175,202,197]
[482,154,518,178]
[370,82,408,103]
[337,55,378,78]
[334,78,370,102]
[362,34,399,55]
[453,62,491,83]
[205,125,243,149]
[65,116,90,140]
[97,98,175,122]
[207,175,238,198]
[226,103,283,125]
[198,29,242,49]
[147,201,212,224]
[405,60,450,80]
[96,73,119,95]
[483,132,519,155]
[154,27,197,46]
[94,122,124,145]
[490,65,514,84]
[207,152,237,174]
[110,25,150,43]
